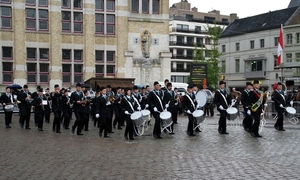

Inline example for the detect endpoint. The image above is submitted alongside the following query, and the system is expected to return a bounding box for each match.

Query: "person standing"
[250,80,266,138]
[183,85,198,136]
[231,87,241,117]
[214,81,233,135]
[31,88,47,131]
[1,87,14,128]
[70,83,84,135]
[121,89,137,140]
[147,81,165,139]
[82,90,91,131]
[241,82,254,132]
[95,87,111,138]
[106,85,114,133]
[113,87,123,130]
[17,85,32,129]
[163,82,177,134]
[271,82,286,131]
[61,90,71,129]
[44,88,51,123]
[161,79,169,93]
[50,84,62,133]
[31,85,41,126]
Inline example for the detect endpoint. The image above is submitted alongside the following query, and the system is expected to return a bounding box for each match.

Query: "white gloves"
[261,110,265,116]
[175,103,178,106]
[165,104,169,108]
[187,110,192,114]
[137,106,141,111]
[95,114,100,118]
[279,104,284,108]
[247,110,251,115]
[290,100,294,106]
[219,105,224,110]
[264,103,268,107]
[231,99,236,103]
[231,102,235,107]
[153,107,158,112]
[145,104,149,108]
[106,101,111,106]
[125,111,130,115]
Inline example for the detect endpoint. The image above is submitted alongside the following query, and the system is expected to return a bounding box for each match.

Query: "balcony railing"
[169,41,205,47]
[172,28,208,34]
[170,16,230,25]
[171,54,194,59]
[171,68,191,72]
[244,71,266,79]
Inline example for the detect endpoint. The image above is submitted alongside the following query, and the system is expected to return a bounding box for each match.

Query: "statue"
[141,30,152,58]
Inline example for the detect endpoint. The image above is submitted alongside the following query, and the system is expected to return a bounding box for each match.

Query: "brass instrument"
[259,91,270,132]
[81,96,91,107]
[108,94,115,103]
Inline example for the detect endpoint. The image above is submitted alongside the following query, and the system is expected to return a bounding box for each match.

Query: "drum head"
[130,112,142,120]
[286,107,296,114]
[141,110,150,116]
[226,107,238,114]
[192,110,204,117]
[160,111,171,119]
[196,91,207,107]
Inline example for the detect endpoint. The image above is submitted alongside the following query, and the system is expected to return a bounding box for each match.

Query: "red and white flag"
[277,25,283,65]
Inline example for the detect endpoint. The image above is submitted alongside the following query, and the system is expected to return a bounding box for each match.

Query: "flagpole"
[280,24,284,83]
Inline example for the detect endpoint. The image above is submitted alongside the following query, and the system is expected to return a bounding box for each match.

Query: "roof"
[221,6,300,38]
[84,77,135,90]
[288,0,300,8]
[275,62,300,69]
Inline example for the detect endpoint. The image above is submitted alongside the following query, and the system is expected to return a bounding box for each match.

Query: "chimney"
[192,7,198,12]
[230,13,238,21]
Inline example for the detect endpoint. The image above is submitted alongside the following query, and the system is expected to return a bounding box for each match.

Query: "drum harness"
[186,93,204,131]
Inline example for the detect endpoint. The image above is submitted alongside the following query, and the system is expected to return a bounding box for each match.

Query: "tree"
[193,23,225,90]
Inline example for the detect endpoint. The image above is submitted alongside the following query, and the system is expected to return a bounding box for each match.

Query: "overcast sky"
[169,0,291,18]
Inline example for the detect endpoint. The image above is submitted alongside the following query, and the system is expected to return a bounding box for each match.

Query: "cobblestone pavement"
[0,113,300,180]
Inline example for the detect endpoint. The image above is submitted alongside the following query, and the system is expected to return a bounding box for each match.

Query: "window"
[25,4,48,31]
[73,12,82,32]
[39,63,49,83]
[95,65,104,77]
[142,0,149,14]
[0,0,11,3]
[177,36,184,44]
[287,34,292,44]
[62,11,71,31]
[62,64,71,83]
[250,40,254,49]
[296,53,300,62]
[27,48,36,59]
[26,8,36,29]
[74,64,82,82]
[170,76,188,83]
[73,0,82,9]
[62,49,71,61]
[236,43,240,51]
[39,9,48,30]
[106,65,114,74]
[2,46,12,59]
[106,14,115,34]
[260,39,264,48]
[95,0,104,10]
[107,51,115,62]
[95,13,104,33]
[184,14,193,20]
[106,0,114,11]
[274,37,279,46]
[95,13,114,34]
[27,63,37,83]
[131,0,138,13]
[26,0,35,5]
[187,37,194,45]
[205,38,210,45]
[296,33,300,44]
[195,26,201,34]
[286,53,292,62]
[196,38,203,46]
[221,60,225,73]
[61,1,83,33]
[152,0,159,14]
[74,50,82,61]
[274,55,277,69]
[186,49,193,58]
[2,62,12,83]
[39,0,48,6]
[177,24,188,31]
[62,0,70,8]
[222,45,225,53]
[176,49,184,56]
[235,59,240,73]
[1,6,11,28]
[95,50,104,62]
[39,48,48,60]
[245,60,263,72]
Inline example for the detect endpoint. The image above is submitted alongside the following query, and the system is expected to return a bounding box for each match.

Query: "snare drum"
[196,90,213,108]
[130,111,145,128]
[192,110,205,125]
[141,109,151,121]
[226,107,238,121]
[4,104,14,112]
[285,107,296,119]
[160,111,172,128]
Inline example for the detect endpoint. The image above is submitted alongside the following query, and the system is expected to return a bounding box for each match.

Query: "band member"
[173,88,180,120]
[106,85,114,133]
[192,84,201,132]
[163,82,177,134]
[92,89,101,127]
[17,84,32,129]
[183,85,198,136]
[95,87,111,138]
[161,79,169,92]
[31,88,47,131]
[271,82,286,131]
[250,80,266,137]
[147,81,165,139]
[44,88,51,123]
[113,87,123,130]
[214,81,232,135]
[82,90,91,131]
[50,84,62,133]
[61,90,71,129]
[231,87,241,116]
[71,83,84,135]
[121,88,137,140]
[1,87,14,128]
[241,82,253,132]
[141,86,149,110]
[31,85,41,126]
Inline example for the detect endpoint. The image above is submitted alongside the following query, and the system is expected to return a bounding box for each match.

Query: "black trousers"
[242,108,253,130]
[167,112,177,133]
[44,109,51,123]
[250,112,260,135]
[36,111,45,129]
[4,111,12,126]
[83,113,89,131]
[34,111,38,126]
[275,108,284,129]
[187,114,194,135]
[73,111,83,134]
[20,110,31,128]
[99,118,108,136]
[152,112,161,137]
[62,110,70,129]
[209,105,214,116]
[218,110,227,133]
[124,115,133,139]
[52,110,61,132]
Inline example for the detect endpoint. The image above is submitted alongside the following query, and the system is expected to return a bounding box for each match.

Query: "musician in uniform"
[141,87,148,110]
[271,82,286,131]
[50,84,62,133]
[161,79,169,92]
[95,87,111,138]
[17,84,32,129]
[31,85,41,127]
[250,80,266,137]
[183,85,198,136]
[82,89,91,131]
[241,82,253,132]
[147,81,165,139]
[61,90,71,129]
[31,88,47,131]
[106,85,114,133]
[214,81,232,135]
[163,82,177,134]
[92,89,101,127]
[1,87,14,128]
[44,88,51,123]
[113,87,123,130]
[70,83,84,135]
[121,88,137,140]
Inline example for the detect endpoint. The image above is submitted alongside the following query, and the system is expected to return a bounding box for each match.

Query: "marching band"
[0,79,297,140]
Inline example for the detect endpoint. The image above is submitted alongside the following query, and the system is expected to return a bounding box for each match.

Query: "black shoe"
[195,129,201,132]
[26,127,31,130]
[189,134,196,136]
[250,132,256,138]
[124,135,128,140]
[52,128,55,132]
[56,131,61,133]
[163,129,167,133]
[169,132,175,135]
[99,133,102,137]
[153,135,158,139]
[218,128,222,134]
[84,129,89,131]
[129,137,135,140]
[104,135,109,138]
[157,136,163,139]
[71,128,75,134]
[256,134,262,138]
[109,131,114,133]
[244,127,250,132]
[279,129,286,131]
[6,126,11,128]
[174,122,178,124]
[20,124,24,128]
[65,127,70,130]
[38,129,44,131]
[221,132,229,135]
[274,125,279,131]
[118,127,122,130]
[77,133,83,135]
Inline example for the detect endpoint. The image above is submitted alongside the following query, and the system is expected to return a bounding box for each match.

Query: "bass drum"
[195,89,213,108]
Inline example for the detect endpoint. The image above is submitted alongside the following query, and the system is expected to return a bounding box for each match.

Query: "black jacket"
[272,90,286,109]
[147,90,165,112]
[214,89,232,110]
[241,89,253,109]
[163,90,178,113]
[183,93,197,113]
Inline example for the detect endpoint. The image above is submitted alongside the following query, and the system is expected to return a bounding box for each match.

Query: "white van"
[158,82,188,95]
